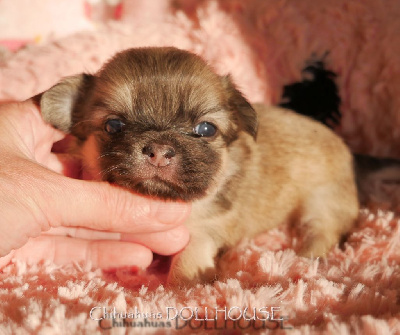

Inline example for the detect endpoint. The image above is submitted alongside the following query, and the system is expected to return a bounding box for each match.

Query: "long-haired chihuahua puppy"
[40,47,359,286]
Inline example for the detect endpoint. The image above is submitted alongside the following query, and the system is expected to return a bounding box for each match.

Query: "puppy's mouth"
[107,170,195,201]
[132,177,188,201]
[99,148,213,201]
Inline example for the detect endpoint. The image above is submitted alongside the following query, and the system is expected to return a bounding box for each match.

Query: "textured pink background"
[1,1,400,333]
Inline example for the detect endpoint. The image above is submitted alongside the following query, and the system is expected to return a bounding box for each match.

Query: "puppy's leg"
[298,184,358,257]
[168,232,219,287]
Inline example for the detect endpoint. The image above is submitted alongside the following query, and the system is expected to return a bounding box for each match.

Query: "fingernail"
[153,201,191,225]
[166,225,190,242]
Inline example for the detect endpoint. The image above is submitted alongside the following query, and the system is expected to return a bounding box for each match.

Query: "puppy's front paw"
[167,245,218,287]
[297,225,341,258]
[298,236,334,258]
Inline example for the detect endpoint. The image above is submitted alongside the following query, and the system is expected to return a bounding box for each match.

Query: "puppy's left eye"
[105,119,125,134]
[193,122,217,137]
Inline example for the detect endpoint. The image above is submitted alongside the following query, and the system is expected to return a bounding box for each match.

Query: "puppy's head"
[41,47,257,201]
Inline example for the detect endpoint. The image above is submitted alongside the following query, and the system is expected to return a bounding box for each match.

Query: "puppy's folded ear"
[40,74,95,133]
[222,75,258,139]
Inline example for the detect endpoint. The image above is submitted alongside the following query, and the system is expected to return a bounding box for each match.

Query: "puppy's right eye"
[105,119,125,134]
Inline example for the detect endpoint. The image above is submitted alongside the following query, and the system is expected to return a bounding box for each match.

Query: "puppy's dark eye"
[193,122,217,137]
[105,119,125,134]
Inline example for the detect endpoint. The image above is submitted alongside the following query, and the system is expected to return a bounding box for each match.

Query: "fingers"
[9,158,191,234]
[44,227,122,240]
[42,174,191,234]
[0,99,191,265]
[45,225,190,255]
[121,225,190,255]
[0,236,154,269]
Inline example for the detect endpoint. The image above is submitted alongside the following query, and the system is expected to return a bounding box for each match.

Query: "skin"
[0,100,191,269]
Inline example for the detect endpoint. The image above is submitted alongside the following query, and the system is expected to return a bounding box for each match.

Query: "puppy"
[40,47,359,286]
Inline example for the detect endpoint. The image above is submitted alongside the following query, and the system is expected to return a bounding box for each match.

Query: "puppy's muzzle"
[142,143,176,167]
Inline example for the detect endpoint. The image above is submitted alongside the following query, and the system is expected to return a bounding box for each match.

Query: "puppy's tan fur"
[40,47,359,286]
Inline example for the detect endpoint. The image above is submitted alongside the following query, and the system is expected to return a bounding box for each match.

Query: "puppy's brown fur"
[40,47,359,286]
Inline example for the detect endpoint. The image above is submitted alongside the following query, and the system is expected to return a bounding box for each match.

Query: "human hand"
[0,100,190,269]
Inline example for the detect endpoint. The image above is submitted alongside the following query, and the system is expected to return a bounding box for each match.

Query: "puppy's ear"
[222,75,258,139]
[40,74,95,133]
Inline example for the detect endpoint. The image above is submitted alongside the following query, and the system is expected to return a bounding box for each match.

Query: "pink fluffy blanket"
[1,0,400,333]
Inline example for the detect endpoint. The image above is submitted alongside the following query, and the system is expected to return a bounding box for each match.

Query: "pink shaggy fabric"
[1,209,400,334]
[1,0,400,333]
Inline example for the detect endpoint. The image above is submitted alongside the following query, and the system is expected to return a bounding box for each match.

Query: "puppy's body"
[176,105,358,283]
[40,47,359,285]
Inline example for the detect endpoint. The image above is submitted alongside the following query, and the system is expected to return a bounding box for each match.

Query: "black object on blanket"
[279,58,341,128]
[279,57,400,210]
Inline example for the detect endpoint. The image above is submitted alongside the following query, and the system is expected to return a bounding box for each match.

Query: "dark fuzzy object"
[280,59,341,128]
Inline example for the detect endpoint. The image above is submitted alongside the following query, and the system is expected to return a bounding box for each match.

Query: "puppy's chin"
[108,176,205,202]
[135,179,194,201]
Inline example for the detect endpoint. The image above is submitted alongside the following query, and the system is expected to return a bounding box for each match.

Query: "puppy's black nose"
[142,144,176,167]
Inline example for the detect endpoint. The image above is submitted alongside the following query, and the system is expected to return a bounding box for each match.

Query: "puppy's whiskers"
[98,165,122,178]
[98,151,125,159]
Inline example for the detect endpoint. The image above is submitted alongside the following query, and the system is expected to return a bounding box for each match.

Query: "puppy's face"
[41,48,257,201]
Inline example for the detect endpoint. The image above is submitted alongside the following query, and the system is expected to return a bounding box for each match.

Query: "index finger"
[40,170,191,234]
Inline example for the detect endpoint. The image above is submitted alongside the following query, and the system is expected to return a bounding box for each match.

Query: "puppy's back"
[255,104,353,179]
[236,104,359,256]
